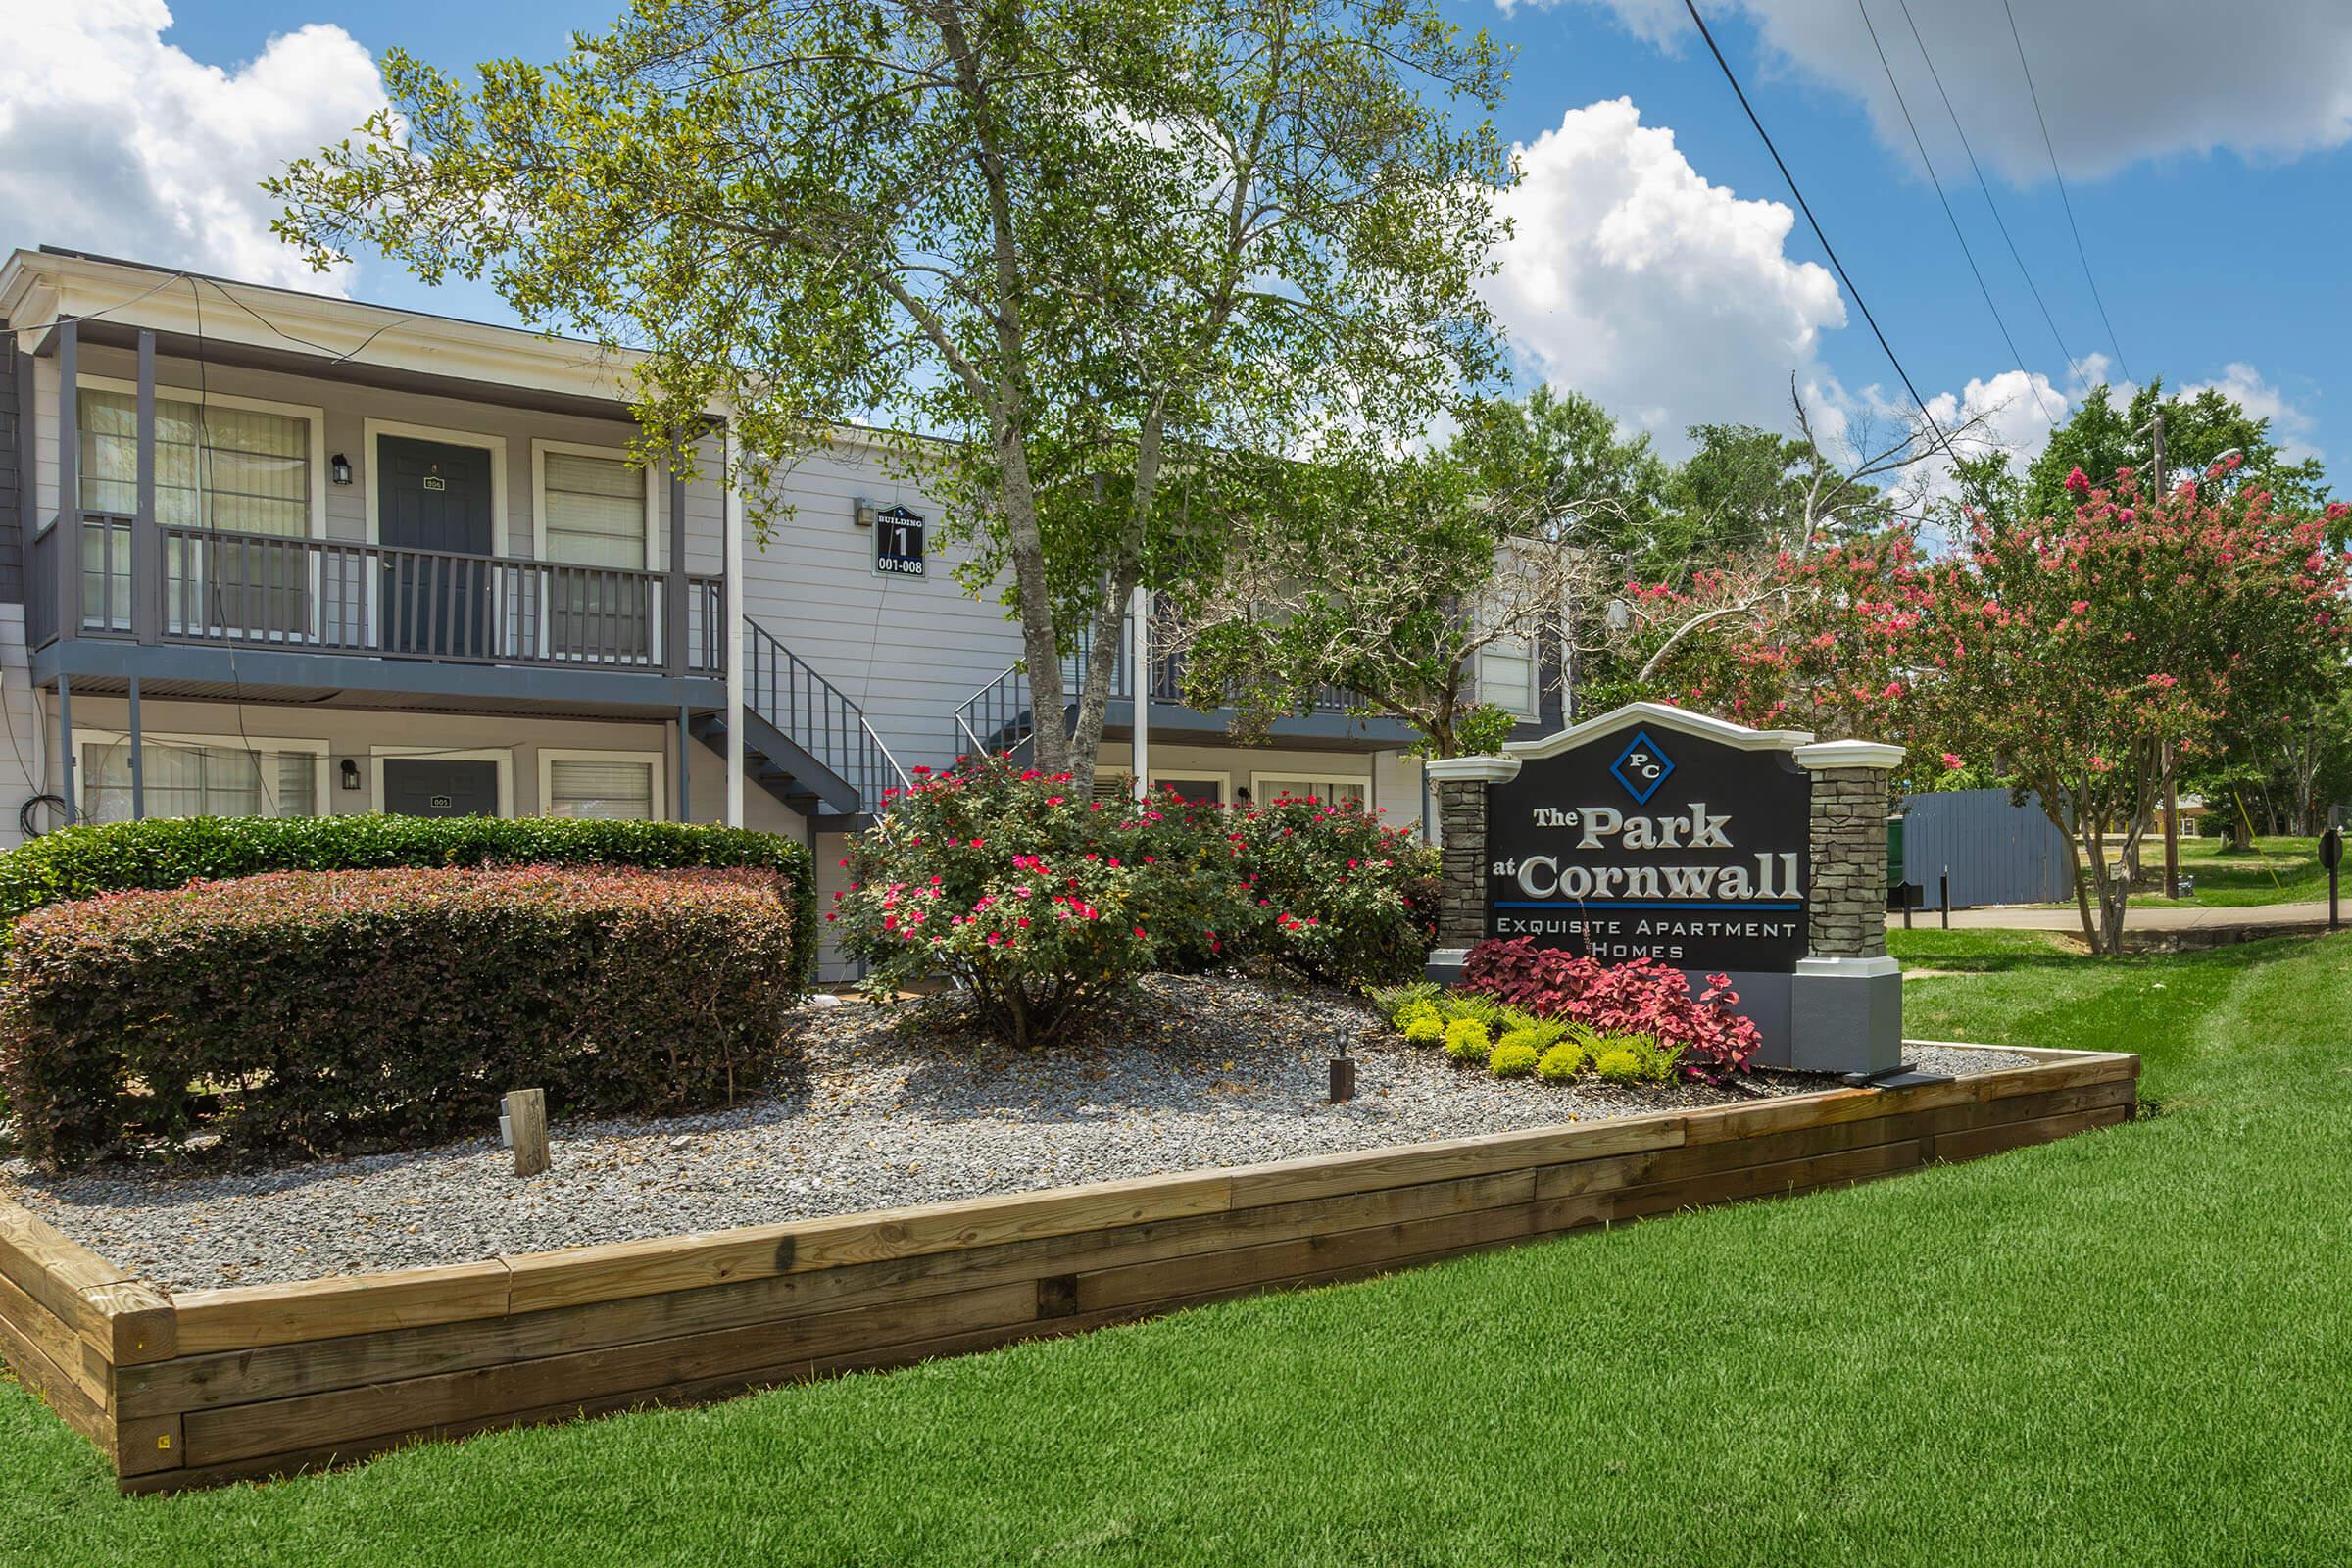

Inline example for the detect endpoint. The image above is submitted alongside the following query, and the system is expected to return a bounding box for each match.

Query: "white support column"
[1130,585,1151,804]
[723,425,746,829]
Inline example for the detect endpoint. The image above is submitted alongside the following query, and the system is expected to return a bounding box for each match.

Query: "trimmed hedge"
[0,814,817,984]
[1,866,803,1168]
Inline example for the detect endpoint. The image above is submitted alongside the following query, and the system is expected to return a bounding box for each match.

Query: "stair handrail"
[740,616,907,814]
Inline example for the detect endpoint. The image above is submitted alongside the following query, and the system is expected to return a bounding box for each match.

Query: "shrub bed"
[0,866,802,1169]
[1369,945,1761,1086]
[0,814,817,983]
[832,760,1438,1046]
[1452,939,1763,1081]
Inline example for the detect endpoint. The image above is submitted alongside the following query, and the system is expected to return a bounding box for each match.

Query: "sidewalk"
[1888,901,2337,932]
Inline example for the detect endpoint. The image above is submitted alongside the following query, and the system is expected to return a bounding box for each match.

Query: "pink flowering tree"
[1924,463,2350,953]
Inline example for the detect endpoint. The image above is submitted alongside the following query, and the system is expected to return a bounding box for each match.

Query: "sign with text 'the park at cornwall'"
[1484,705,1813,973]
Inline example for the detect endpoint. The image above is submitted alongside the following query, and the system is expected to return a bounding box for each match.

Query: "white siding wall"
[734,438,1022,774]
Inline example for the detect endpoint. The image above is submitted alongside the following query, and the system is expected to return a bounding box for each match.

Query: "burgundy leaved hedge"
[0,865,803,1169]
[1458,937,1764,1081]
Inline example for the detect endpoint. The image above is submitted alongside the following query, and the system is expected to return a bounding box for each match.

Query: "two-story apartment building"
[0,248,1561,972]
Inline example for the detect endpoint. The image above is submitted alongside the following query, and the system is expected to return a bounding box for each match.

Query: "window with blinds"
[78,390,310,536]
[1480,638,1538,720]
[546,759,656,820]
[543,453,647,569]
[80,739,318,822]
[1258,777,1368,809]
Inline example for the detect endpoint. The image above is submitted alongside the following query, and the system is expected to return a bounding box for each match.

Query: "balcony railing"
[953,613,1365,760]
[32,513,724,677]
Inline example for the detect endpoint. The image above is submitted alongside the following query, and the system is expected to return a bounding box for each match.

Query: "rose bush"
[834,761,1440,1045]
[1456,938,1763,1081]
[1210,792,1438,988]
[834,760,1247,1046]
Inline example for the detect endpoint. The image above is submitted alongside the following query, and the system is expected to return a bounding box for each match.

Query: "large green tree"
[271,0,1512,788]
[1955,378,2331,536]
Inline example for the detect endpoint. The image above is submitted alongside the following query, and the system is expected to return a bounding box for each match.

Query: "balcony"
[29,513,727,707]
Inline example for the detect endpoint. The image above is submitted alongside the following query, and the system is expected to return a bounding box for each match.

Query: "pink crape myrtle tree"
[1925,464,2352,952]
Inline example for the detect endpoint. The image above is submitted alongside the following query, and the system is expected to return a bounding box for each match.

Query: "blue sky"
[18,1,2352,478]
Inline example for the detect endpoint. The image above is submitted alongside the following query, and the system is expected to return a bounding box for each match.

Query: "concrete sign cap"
[1792,739,1906,772]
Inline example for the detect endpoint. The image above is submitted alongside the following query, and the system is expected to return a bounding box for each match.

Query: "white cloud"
[0,1,384,291]
[2180,362,2324,463]
[1486,98,1846,450]
[1547,0,2352,182]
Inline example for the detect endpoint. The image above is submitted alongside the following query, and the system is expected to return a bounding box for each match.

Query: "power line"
[1853,0,2056,427]
[1894,0,2084,389]
[1999,0,2131,385]
[1675,0,1962,467]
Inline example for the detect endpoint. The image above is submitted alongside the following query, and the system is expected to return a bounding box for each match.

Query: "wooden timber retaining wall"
[0,1043,2136,1494]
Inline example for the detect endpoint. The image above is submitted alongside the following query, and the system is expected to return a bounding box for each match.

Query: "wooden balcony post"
[56,318,79,638]
[664,458,688,676]
[132,329,161,644]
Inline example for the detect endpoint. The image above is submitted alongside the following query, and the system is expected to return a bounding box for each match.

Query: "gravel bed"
[1,976,2039,1293]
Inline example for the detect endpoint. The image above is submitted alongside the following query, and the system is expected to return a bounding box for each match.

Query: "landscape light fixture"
[1329,1030,1356,1103]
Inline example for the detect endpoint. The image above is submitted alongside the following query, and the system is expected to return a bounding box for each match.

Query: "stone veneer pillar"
[1422,755,1521,984]
[1789,739,1907,1076]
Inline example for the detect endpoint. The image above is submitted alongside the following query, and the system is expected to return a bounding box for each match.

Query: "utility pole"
[2144,408,2181,901]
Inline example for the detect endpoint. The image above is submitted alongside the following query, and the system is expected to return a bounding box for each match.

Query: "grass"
[2130,833,2331,907]
[6,932,2352,1563]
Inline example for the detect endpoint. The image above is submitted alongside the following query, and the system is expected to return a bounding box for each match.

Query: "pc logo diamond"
[1610,730,1674,805]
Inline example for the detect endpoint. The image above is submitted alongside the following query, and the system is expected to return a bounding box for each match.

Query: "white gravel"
[1,975,2037,1293]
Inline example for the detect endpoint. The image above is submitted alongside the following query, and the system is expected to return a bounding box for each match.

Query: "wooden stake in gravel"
[504,1089,550,1178]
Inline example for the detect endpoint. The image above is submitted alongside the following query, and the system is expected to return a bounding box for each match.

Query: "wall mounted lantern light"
[339,759,362,792]
[330,453,354,486]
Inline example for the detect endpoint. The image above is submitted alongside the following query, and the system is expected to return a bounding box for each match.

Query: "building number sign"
[874,505,927,578]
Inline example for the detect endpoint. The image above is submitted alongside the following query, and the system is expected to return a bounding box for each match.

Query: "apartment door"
[380,759,501,818]
[378,436,496,658]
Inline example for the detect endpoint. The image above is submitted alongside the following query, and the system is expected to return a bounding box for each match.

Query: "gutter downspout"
[1130,586,1151,804]
[723,425,745,830]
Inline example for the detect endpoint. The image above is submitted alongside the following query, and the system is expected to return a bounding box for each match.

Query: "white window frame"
[76,730,331,819]
[363,419,512,554]
[368,745,515,817]
[1478,635,1541,723]
[1248,770,1373,810]
[529,439,662,568]
[61,376,329,539]
[537,747,667,821]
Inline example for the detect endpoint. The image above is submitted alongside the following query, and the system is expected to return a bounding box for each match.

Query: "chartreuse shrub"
[1441,1016,1491,1064]
[835,758,1245,1047]
[1367,980,1440,1028]
[1459,939,1763,1082]
[0,867,801,1169]
[0,813,817,982]
[1400,1011,1444,1047]
[1488,1039,1540,1077]
[1593,1034,1682,1086]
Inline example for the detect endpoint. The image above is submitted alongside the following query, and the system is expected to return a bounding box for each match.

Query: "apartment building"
[0,248,1561,971]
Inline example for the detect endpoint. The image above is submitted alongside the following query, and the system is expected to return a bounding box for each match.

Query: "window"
[542,753,661,820]
[78,735,323,823]
[1480,636,1539,721]
[1254,775,1368,810]
[78,389,311,536]
[542,451,648,569]
[536,446,656,661]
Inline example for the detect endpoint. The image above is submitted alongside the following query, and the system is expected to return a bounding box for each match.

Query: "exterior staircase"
[693,616,907,829]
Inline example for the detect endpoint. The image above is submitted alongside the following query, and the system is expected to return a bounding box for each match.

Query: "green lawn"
[2131,833,2332,907]
[7,931,2352,1564]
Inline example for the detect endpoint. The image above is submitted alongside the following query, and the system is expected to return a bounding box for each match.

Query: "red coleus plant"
[1457,938,1764,1081]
